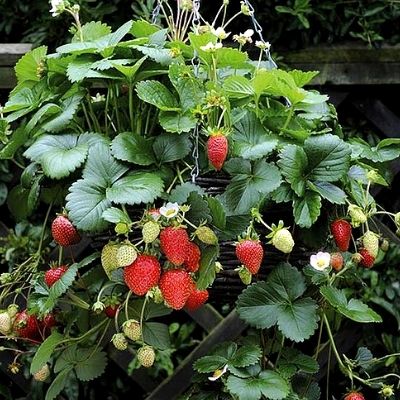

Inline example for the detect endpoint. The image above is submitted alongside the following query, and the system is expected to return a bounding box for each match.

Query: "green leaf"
[350,138,400,163]
[279,348,319,375]
[66,143,128,232]
[232,111,278,160]
[237,264,318,342]
[223,75,254,99]
[112,56,147,81]
[168,64,205,112]
[321,286,382,323]
[0,183,7,206]
[159,111,197,133]
[142,322,171,350]
[31,332,64,374]
[153,132,192,164]
[42,93,84,133]
[66,56,96,82]
[227,371,289,400]
[309,181,347,204]
[304,134,351,182]
[278,145,308,196]
[111,132,155,165]
[45,368,73,400]
[169,182,205,204]
[107,172,164,205]
[7,182,40,221]
[230,344,262,368]
[15,46,47,84]
[224,159,282,214]
[194,355,229,373]
[216,48,248,68]
[0,127,29,159]
[293,191,322,228]
[102,207,132,224]
[197,246,219,290]
[133,45,173,65]
[289,70,319,87]
[186,192,211,225]
[207,197,226,230]
[74,348,107,381]
[75,21,112,42]
[24,134,90,179]
[136,80,180,111]
[131,20,159,38]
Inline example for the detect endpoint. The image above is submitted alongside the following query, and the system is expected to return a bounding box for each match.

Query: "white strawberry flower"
[255,40,271,50]
[212,27,231,40]
[310,252,331,271]
[200,42,223,53]
[159,202,180,219]
[50,0,67,17]
[208,364,228,381]
[91,93,106,103]
[233,29,254,45]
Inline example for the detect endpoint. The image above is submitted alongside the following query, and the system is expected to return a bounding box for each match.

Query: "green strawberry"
[33,364,50,382]
[271,228,294,254]
[116,243,137,267]
[362,231,380,258]
[238,267,252,285]
[137,346,156,368]
[348,204,367,227]
[122,319,141,341]
[101,243,119,279]
[142,221,160,244]
[112,333,128,351]
[195,226,218,245]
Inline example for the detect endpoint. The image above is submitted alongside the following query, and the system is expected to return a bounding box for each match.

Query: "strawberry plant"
[0,0,400,399]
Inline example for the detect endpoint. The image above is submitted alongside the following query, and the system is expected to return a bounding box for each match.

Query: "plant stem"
[128,83,134,133]
[322,313,346,372]
[281,106,294,133]
[139,296,148,342]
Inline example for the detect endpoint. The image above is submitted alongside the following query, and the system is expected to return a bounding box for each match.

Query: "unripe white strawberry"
[142,221,160,244]
[116,243,137,267]
[271,228,294,254]
[112,333,128,351]
[137,345,155,368]
[348,204,367,227]
[33,364,50,382]
[122,319,141,341]
[0,311,12,335]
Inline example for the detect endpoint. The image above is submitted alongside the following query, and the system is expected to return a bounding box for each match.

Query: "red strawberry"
[207,134,228,171]
[14,310,40,340]
[331,219,352,252]
[330,252,344,271]
[44,265,68,287]
[51,215,80,247]
[235,239,264,274]
[104,305,118,318]
[159,269,195,310]
[359,248,375,268]
[124,255,161,296]
[344,391,365,400]
[184,242,201,273]
[185,289,209,311]
[160,227,190,266]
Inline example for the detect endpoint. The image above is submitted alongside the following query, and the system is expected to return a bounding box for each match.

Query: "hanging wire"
[190,0,202,183]
[151,0,162,24]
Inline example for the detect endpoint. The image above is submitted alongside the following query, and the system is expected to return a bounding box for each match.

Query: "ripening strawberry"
[44,265,68,287]
[235,239,264,274]
[331,219,352,252]
[14,310,40,340]
[359,248,375,268]
[159,269,195,310]
[362,231,379,258]
[160,227,190,266]
[185,289,209,311]
[104,304,119,318]
[123,255,161,296]
[40,313,57,337]
[184,242,201,272]
[207,134,228,171]
[344,391,365,400]
[330,252,344,271]
[51,215,80,247]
